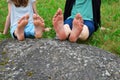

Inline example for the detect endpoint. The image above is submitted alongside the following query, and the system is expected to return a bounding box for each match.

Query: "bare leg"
[33,14,45,38]
[79,25,89,41]
[69,13,83,42]
[52,8,67,40]
[14,14,29,41]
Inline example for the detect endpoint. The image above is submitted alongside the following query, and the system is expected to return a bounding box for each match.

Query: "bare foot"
[69,13,83,42]
[33,14,45,38]
[52,8,67,40]
[15,14,29,41]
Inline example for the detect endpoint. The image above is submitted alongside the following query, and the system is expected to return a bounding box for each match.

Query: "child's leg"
[78,25,89,41]
[69,13,83,42]
[14,14,29,41]
[63,24,71,38]
[52,8,68,40]
[33,14,44,38]
[79,20,95,41]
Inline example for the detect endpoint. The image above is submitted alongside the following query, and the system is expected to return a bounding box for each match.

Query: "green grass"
[0,0,120,55]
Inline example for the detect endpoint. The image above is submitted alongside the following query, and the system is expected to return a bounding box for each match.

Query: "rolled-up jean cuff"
[84,20,95,37]
[64,18,73,29]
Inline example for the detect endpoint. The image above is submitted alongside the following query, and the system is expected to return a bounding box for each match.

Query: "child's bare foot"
[52,8,67,40]
[15,14,29,41]
[33,14,45,38]
[69,13,83,42]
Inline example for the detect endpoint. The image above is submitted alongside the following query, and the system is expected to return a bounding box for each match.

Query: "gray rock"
[0,39,120,80]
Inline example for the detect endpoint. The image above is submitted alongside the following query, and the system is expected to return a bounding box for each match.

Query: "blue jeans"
[64,18,95,37]
[10,22,35,39]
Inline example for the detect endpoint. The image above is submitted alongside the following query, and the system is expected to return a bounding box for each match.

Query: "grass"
[0,0,120,55]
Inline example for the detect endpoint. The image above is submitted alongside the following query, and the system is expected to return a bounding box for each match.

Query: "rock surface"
[0,39,120,80]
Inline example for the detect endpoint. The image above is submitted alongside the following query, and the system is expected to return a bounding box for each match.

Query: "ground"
[0,39,120,80]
